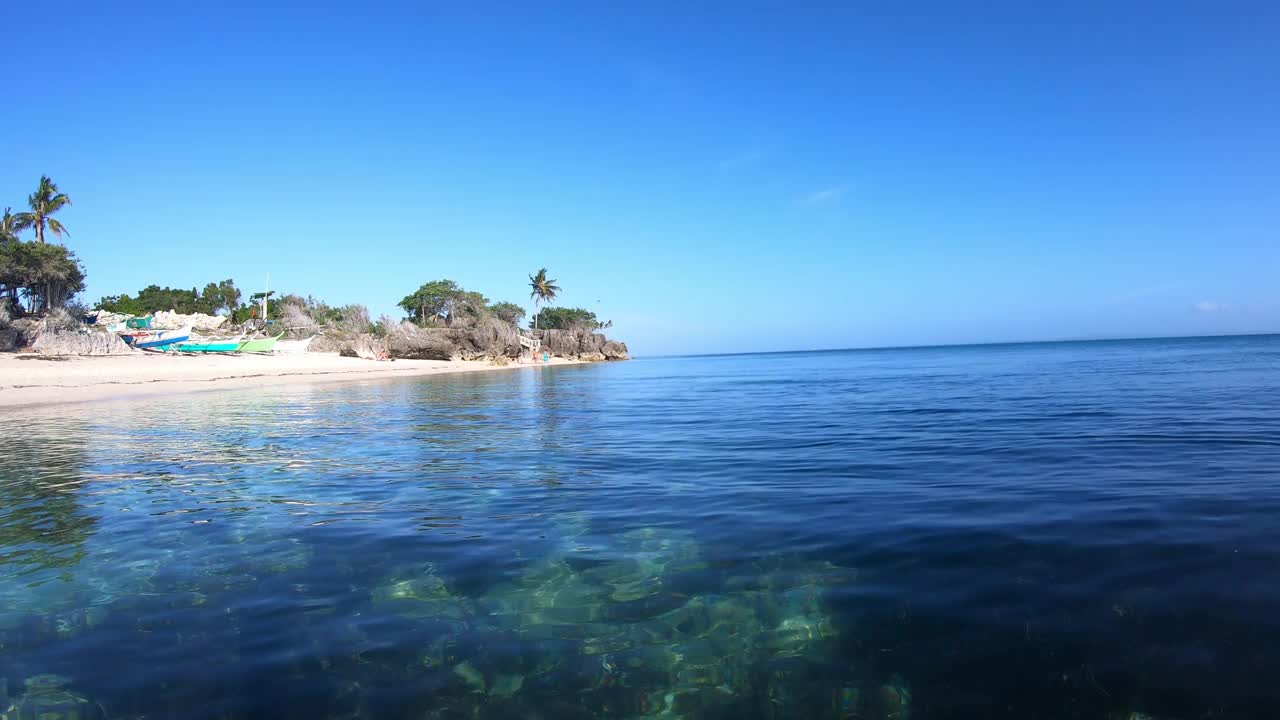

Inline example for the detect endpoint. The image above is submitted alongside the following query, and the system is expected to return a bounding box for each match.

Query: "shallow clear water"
[4,336,1280,718]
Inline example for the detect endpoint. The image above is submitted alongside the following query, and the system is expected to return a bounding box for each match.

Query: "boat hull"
[275,336,317,354]
[176,341,244,353]
[129,328,192,350]
[239,332,285,353]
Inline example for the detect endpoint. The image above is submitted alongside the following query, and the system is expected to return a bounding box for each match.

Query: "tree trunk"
[35,220,44,244]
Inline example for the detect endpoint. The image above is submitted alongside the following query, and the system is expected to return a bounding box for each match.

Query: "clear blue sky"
[4,1,1278,355]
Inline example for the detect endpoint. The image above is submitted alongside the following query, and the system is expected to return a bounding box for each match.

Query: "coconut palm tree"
[528,268,560,331]
[0,208,18,242]
[13,175,72,244]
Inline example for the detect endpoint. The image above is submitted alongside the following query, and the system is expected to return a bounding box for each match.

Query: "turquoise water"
[4,336,1280,718]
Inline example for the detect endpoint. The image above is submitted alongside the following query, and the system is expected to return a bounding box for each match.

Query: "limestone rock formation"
[384,326,456,361]
[303,319,629,363]
[601,339,629,360]
[340,335,389,360]
[94,309,228,333]
[151,310,228,332]
[531,328,629,361]
[33,331,132,356]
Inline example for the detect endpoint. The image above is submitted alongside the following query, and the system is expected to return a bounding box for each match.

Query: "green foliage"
[99,285,197,315]
[0,208,18,243]
[231,290,278,323]
[11,175,72,244]
[98,279,243,316]
[488,301,526,326]
[528,268,560,304]
[398,279,490,326]
[0,237,85,311]
[528,268,561,329]
[530,306,599,330]
[0,177,82,312]
[200,279,241,315]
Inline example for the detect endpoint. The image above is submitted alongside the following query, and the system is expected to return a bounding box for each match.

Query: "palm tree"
[528,268,560,331]
[0,208,18,242]
[13,175,72,244]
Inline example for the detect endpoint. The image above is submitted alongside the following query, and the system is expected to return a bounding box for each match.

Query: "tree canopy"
[488,301,526,326]
[200,279,242,315]
[398,280,490,326]
[1,177,83,312]
[98,279,242,316]
[0,237,85,311]
[531,307,600,330]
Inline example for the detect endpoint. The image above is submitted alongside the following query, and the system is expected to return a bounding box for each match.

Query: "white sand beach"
[0,352,582,409]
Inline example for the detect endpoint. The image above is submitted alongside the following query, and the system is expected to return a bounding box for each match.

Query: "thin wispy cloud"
[802,186,846,205]
[1193,301,1229,313]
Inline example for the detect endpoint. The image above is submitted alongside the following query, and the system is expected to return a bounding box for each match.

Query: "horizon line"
[640,331,1280,360]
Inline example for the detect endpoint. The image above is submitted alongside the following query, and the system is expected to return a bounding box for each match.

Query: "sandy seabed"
[0,351,582,408]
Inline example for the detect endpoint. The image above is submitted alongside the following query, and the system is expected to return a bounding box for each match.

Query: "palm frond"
[10,212,34,232]
[47,218,70,239]
[28,175,71,212]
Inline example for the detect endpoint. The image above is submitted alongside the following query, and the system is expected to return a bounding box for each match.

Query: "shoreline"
[0,352,586,409]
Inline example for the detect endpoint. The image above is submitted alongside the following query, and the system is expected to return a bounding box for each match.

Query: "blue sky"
[3,1,1278,355]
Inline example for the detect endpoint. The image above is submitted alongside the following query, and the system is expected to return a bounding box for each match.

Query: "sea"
[3,335,1280,719]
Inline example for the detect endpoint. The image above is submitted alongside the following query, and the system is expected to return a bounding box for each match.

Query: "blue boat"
[123,326,191,350]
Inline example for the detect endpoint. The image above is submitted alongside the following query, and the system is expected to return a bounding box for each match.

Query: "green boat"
[176,337,245,354]
[239,332,285,354]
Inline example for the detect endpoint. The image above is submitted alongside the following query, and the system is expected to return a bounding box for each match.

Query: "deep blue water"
[4,335,1280,719]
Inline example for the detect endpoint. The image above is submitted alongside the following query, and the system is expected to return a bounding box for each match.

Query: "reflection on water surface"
[5,341,1280,718]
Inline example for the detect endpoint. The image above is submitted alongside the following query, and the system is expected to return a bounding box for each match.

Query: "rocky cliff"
[315,321,629,362]
[531,327,629,361]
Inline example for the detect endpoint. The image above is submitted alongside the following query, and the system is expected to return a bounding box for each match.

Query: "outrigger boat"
[275,335,317,354]
[176,335,246,354]
[122,327,192,350]
[238,332,285,354]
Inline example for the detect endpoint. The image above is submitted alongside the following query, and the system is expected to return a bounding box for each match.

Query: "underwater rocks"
[370,564,473,620]
[459,527,863,716]
[0,674,106,720]
[0,521,890,719]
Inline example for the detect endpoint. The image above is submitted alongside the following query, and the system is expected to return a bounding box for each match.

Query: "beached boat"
[275,335,317,354]
[239,332,285,354]
[124,327,192,350]
[176,337,245,354]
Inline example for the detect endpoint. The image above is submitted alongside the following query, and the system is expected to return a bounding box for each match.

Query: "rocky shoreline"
[2,309,629,362]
